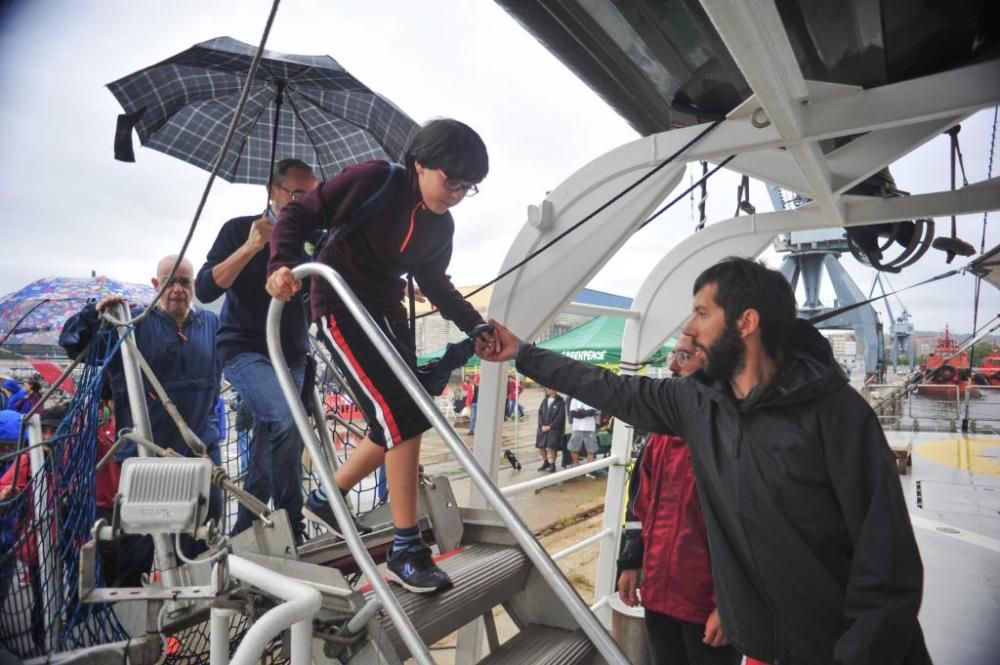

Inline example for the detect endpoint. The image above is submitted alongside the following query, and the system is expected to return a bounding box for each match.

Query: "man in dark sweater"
[196,158,318,541]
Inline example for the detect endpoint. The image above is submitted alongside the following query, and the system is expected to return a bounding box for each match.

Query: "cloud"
[1,0,996,337]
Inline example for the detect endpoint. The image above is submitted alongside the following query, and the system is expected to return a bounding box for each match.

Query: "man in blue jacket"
[60,255,222,585]
[196,158,317,542]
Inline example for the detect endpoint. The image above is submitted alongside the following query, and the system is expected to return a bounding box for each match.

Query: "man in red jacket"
[617,334,740,665]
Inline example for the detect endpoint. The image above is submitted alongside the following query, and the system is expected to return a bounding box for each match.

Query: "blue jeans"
[469,403,478,433]
[505,398,524,419]
[225,353,306,538]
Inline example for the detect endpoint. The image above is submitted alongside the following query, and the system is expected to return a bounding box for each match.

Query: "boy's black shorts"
[318,311,430,448]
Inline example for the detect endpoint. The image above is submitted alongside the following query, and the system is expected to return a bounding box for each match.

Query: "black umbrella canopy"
[108,36,419,184]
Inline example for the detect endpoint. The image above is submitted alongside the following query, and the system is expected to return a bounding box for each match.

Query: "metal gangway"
[60,265,629,665]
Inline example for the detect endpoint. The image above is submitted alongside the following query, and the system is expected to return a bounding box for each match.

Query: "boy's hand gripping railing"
[266,263,630,665]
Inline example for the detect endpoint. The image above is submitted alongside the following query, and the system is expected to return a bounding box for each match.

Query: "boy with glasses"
[267,119,494,593]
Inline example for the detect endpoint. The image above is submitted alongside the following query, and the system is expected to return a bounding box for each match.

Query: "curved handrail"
[267,263,630,665]
[228,555,322,665]
[266,269,436,665]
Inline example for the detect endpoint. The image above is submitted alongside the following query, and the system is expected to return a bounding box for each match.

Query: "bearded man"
[477,257,930,665]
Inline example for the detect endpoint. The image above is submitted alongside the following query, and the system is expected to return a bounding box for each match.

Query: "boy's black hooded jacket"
[516,320,931,665]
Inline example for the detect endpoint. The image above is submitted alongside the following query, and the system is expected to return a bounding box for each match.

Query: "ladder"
[265,263,630,665]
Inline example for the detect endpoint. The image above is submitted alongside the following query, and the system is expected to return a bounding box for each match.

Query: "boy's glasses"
[440,170,479,197]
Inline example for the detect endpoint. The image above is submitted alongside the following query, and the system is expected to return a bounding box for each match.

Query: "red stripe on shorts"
[326,312,403,445]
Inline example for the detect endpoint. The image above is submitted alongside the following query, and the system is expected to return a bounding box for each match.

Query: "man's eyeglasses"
[672,350,694,365]
[274,184,309,200]
[163,276,193,289]
[440,170,479,197]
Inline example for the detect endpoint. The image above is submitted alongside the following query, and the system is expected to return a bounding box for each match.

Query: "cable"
[638,156,736,230]
[808,268,960,325]
[103,0,283,327]
[174,533,229,566]
[415,119,728,319]
[962,106,998,428]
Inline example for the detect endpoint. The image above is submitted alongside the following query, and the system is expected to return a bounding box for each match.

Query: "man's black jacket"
[515,320,930,665]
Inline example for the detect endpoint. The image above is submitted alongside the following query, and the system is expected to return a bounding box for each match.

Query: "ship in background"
[918,326,975,396]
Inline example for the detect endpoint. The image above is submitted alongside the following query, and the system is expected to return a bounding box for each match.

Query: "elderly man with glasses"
[59,255,223,585]
[195,158,319,543]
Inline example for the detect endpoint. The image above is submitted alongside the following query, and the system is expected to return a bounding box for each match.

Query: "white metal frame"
[473,0,1000,630]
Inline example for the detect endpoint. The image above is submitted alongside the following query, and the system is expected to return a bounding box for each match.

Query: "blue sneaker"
[303,489,372,536]
[386,546,453,594]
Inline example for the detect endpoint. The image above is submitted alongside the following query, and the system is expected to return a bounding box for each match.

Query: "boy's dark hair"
[693,257,796,360]
[405,118,489,183]
[28,380,42,392]
[270,158,313,185]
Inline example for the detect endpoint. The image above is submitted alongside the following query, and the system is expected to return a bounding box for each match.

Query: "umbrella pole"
[0,298,51,347]
[263,81,286,211]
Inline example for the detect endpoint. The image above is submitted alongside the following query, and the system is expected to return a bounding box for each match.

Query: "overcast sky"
[1,0,997,335]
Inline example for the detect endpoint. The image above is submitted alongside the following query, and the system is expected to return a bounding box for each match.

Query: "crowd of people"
[0,112,932,663]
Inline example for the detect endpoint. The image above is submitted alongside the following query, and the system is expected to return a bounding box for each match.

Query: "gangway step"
[477,624,594,665]
[366,543,530,659]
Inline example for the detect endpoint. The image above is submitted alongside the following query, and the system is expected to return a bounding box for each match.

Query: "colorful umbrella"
[108,36,419,184]
[0,276,156,348]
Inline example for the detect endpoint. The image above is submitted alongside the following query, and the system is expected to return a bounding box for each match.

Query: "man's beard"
[703,319,746,381]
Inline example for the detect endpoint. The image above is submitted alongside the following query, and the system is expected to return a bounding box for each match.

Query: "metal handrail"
[266,263,630,665]
[501,455,619,497]
[114,304,183,589]
[266,271,435,665]
[552,528,613,562]
[227,555,322,665]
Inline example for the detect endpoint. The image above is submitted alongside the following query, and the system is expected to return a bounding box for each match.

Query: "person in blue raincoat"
[2,379,28,413]
[59,255,222,586]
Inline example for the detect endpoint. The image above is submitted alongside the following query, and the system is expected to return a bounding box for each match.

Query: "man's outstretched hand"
[474,319,522,362]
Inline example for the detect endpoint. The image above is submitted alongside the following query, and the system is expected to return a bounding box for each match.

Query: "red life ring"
[936,365,957,381]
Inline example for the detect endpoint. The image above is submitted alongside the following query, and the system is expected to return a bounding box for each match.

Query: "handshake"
[472,319,524,363]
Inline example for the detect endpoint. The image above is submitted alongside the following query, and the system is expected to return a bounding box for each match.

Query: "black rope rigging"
[695,160,709,231]
[932,124,977,262]
[963,106,998,430]
[808,268,960,325]
[415,119,730,320]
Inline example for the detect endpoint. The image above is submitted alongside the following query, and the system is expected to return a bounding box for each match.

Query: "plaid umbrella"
[0,276,156,348]
[108,36,419,184]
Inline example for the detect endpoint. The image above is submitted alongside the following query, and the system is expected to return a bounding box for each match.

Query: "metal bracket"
[79,539,227,603]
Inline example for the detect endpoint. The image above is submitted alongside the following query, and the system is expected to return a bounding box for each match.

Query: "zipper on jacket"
[736,411,783,663]
[399,201,424,255]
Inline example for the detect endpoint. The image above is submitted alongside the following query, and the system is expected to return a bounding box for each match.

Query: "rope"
[638,157,736,230]
[696,160,709,231]
[415,119,728,319]
[808,268,960,325]
[962,106,998,429]
[102,0,283,328]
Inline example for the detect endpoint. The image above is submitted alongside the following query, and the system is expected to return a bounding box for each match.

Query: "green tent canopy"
[417,316,675,368]
[537,315,674,367]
